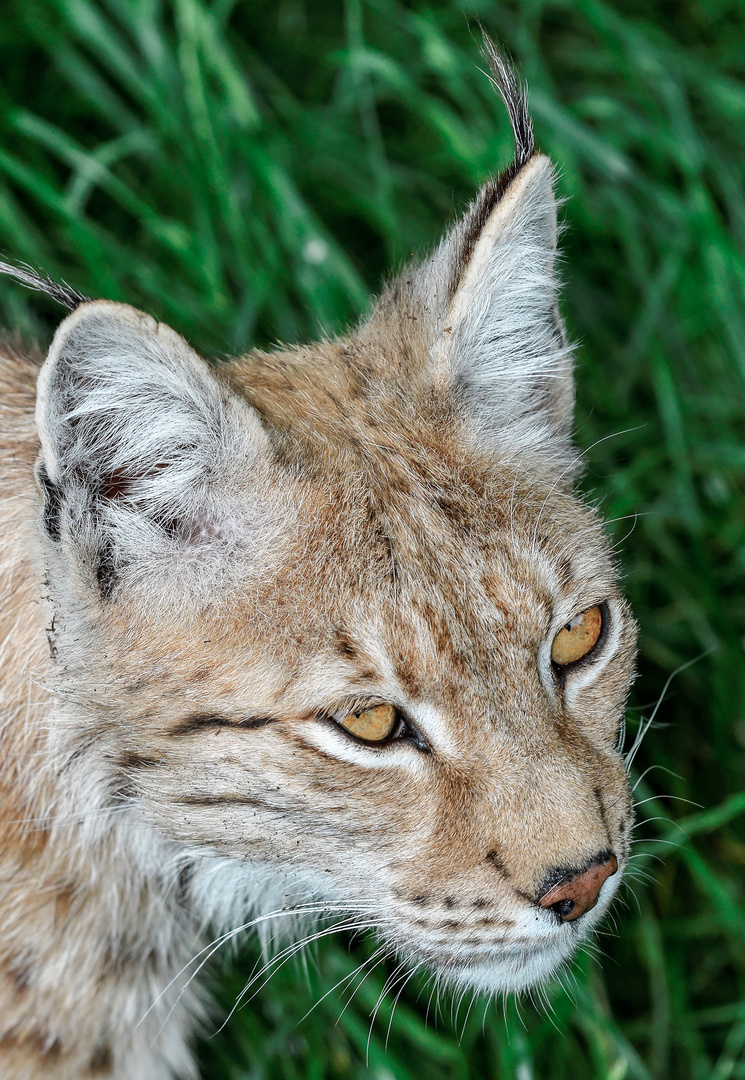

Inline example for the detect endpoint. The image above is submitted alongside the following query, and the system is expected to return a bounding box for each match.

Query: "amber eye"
[551,605,604,667]
[338,703,401,743]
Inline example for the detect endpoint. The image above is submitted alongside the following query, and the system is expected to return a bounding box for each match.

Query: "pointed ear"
[35,301,278,590]
[432,153,574,466]
[365,39,576,472]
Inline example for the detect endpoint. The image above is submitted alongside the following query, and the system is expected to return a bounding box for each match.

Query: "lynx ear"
[428,154,573,466]
[370,42,575,470]
[36,301,277,589]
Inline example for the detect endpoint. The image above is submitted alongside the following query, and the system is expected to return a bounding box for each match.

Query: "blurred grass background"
[1,0,744,1077]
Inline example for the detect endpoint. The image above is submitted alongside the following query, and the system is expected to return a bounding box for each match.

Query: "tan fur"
[0,80,637,1078]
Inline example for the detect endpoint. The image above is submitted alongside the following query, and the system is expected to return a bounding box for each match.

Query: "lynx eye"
[338,703,401,743]
[551,605,604,667]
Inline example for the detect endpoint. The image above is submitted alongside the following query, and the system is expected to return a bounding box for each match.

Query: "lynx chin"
[0,39,636,1080]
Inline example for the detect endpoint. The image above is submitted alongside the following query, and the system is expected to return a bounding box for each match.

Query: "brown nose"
[538,852,619,923]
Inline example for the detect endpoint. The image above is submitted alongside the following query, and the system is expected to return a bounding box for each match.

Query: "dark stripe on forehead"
[169,713,275,736]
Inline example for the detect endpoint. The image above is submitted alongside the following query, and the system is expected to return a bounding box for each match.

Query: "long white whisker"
[531,426,642,549]
[138,900,370,1030]
[634,794,702,810]
[385,964,420,1049]
[367,957,410,1063]
[215,918,380,1035]
[632,763,683,792]
[237,918,378,1007]
[331,946,392,1025]
[458,986,478,1041]
[625,648,714,770]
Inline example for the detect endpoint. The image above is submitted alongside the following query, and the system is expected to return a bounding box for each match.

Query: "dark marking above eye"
[169,713,275,737]
[557,556,573,589]
[118,751,161,770]
[350,668,378,684]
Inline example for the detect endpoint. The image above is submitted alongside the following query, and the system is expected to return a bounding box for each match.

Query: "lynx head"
[27,42,636,996]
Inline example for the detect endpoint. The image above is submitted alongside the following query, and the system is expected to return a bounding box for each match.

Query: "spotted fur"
[0,44,636,1079]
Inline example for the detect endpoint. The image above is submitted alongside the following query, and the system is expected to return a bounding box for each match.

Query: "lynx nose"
[538,852,619,923]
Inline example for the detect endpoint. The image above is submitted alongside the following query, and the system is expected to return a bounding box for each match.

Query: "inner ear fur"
[36,300,274,540]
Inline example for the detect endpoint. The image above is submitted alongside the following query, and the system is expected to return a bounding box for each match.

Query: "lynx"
[0,42,636,1080]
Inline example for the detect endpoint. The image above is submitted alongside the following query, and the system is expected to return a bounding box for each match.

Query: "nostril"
[538,852,619,923]
[550,897,576,921]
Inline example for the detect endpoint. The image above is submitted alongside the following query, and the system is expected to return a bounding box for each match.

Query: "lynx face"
[28,53,635,1000]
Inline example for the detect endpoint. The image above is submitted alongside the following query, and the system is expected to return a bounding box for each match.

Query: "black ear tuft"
[0,259,90,311]
[478,33,535,171]
[368,39,573,471]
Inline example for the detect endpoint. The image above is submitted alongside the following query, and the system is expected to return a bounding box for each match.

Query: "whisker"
[138,900,372,1031]
[386,965,420,1049]
[629,837,683,850]
[634,794,703,809]
[531,426,643,549]
[625,648,714,770]
[216,918,380,1035]
[333,946,392,1025]
[367,957,410,1062]
[458,986,478,1042]
[632,763,684,792]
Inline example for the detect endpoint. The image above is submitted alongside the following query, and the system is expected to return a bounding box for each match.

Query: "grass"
[1,0,744,1077]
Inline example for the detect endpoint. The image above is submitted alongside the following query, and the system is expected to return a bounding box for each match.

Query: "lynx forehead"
[0,41,636,1080]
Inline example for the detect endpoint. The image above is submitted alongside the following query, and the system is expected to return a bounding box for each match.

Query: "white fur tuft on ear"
[35,301,283,592]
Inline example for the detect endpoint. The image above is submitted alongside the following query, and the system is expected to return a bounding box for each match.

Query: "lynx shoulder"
[0,42,636,1080]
